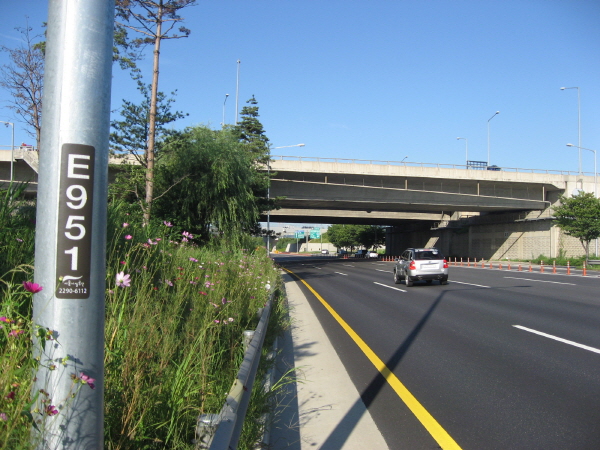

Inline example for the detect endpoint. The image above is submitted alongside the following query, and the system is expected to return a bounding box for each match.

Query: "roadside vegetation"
[0,187,286,449]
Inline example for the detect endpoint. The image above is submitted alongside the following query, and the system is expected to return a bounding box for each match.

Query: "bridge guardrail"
[271,155,595,177]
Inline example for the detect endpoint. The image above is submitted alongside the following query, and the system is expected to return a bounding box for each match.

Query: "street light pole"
[235,60,240,124]
[0,121,15,182]
[567,144,596,197]
[457,137,468,167]
[567,143,597,257]
[222,93,229,128]
[561,87,581,174]
[487,111,499,166]
[266,144,306,257]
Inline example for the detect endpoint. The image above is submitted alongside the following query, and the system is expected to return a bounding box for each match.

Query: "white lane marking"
[374,282,406,293]
[450,280,490,288]
[513,325,600,355]
[375,269,392,273]
[343,264,355,267]
[335,272,348,276]
[505,276,576,286]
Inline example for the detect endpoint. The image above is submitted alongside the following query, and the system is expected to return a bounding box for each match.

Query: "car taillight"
[443,259,448,268]
[409,261,416,270]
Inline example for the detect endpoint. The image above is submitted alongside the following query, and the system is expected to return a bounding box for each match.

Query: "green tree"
[0,25,44,151]
[109,82,187,217]
[327,224,360,250]
[153,126,261,244]
[115,0,196,225]
[357,225,386,250]
[233,96,274,215]
[552,191,600,263]
[234,96,270,165]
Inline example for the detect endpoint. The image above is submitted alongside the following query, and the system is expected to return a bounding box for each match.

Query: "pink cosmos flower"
[9,330,24,337]
[116,272,131,288]
[124,235,132,240]
[163,221,173,227]
[189,257,198,262]
[0,317,12,324]
[46,405,59,416]
[79,372,96,390]
[123,223,129,227]
[23,281,43,293]
[182,231,193,239]
[0,412,7,421]
[199,291,207,295]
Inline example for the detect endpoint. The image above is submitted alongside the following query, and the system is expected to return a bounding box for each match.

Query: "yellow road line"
[283,267,462,450]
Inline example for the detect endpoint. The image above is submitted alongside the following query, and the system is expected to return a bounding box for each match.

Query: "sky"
[1,0,600,177]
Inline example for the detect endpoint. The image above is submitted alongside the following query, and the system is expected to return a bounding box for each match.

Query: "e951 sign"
[56,144,95,299]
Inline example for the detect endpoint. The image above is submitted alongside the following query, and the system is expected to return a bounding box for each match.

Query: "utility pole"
[32,0,114,447]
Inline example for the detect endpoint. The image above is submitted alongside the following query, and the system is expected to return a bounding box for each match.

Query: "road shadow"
[317,289,450,449]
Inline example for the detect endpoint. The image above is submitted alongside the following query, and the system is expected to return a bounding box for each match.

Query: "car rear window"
[414,250,443,260]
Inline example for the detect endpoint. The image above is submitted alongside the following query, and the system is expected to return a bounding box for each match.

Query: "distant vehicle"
[487,165,501,171]
[354,250,368,258]
[393,248,448,286]
[321,249,329,254]
[366,251,379,259]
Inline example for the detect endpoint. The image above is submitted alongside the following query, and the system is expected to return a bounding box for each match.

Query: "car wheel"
[405,276,413,287]
[426,280,432,285]
[441,278,448,285]
[393,270,401,284]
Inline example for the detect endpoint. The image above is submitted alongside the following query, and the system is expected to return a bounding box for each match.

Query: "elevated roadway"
[264,155,594,226]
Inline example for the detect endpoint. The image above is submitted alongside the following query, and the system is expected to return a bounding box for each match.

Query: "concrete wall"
[386,211,596,260]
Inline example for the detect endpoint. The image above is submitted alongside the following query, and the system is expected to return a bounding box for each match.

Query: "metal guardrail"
[195,294,274,450]
[270,155,596,177]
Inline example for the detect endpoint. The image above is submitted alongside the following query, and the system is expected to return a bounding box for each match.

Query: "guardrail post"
[567,261,571,275]
[243,330,255,353]
[583,262,587,276]
[195,414,221,449]
[553,260,556,273]
[540,261,544,273]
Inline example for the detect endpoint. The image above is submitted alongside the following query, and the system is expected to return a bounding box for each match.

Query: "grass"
[0,191,287,449]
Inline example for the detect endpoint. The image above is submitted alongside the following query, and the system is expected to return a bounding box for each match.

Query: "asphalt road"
[274,255,600,450]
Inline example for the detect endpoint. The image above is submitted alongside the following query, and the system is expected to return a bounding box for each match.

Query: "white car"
[367,251,379,259]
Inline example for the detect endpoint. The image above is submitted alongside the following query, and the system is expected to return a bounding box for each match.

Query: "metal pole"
[0,121,14,182]
[266,164,270,257]
[10,122,13,182]
[578,88,581,174]
[222,93,229,128]
[457,137,467,167]
[561,87,582,174]
[235,60,240,124]
[487,111,499,166]
[32,1,114,448]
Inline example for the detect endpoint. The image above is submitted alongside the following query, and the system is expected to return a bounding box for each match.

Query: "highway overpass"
[1,149,597,259]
